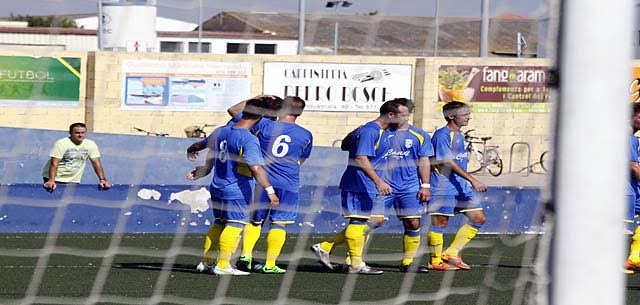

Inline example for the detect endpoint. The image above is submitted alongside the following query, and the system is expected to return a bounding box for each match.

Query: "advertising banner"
[0,56,81,107]
[263,62,413,112]
[121,60,251,111]
[438,65,551,112]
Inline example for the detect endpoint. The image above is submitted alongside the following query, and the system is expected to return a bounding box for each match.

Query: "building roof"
[201,11,540,57]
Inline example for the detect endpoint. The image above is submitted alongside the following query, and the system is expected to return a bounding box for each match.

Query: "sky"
[1,0,547,23]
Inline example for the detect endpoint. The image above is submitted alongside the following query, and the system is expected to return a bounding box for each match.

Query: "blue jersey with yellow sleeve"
[252,119,313,192]
[629,132,640,197]
[339,121,391,194]
[430,126,469,196]
[384,125,435,193]
[211,126,265,200]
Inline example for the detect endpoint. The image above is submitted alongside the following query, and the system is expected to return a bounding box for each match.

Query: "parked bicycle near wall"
[132,127,169,137]
[184,124,217,138]
[464,129,503,177]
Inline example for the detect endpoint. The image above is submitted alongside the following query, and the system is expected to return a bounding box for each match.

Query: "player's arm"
[90,157,111,190]
[442,159,487,192]
[186,140,207,161]
[43,157,60,190]
[417,156,431,201]
[249,165,280,206]
[227,94,280,118]
[187,149,215,180]
[631,161,640,180]
[354,155,392,195]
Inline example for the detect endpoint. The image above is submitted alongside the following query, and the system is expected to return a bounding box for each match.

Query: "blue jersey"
[252,118,313,192]
[199,114,241,148]
[383,125,435,193]
[430,126,469,196]
[339,121,392,194]
[210,126,265,200]
[629,132,640,197]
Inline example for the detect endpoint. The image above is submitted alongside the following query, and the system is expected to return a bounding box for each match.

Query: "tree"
[8,14,77,28]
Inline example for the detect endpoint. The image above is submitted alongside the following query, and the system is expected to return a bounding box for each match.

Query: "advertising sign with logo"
[121,60,251,111]
[0,56,81,107]
[438,65,551,112]
[263,62,413,112]
[101,0,157,51]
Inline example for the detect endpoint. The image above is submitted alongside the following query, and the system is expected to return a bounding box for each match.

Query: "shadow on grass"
[113,262,343,274]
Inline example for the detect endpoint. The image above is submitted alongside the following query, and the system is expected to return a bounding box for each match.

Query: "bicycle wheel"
[540,151,550,172]
[484,149,503,177]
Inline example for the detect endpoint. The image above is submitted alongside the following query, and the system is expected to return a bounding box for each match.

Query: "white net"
[2,0,634,305]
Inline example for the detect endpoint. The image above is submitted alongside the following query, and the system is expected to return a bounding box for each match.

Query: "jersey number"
[271,135,291,157]
[218,140,228,163]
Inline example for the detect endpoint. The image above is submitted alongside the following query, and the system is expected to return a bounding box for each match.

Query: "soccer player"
[625,102,640,274]
[311,99,411,275]
[189,97,279,276]
[229,96,313,274]
[186,95,281,274]
[424,101,487,271]
[42,122,111,191]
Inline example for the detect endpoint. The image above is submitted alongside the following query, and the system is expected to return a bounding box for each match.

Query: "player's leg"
[214,199,250,275]
[197,193,224,273]
[425,195,459,271]
[343,192,382,274]
[238,191,269,271]
[347,194,391,266]
[395,192,422,271]
[443,193,485,270]
[262,190,298,274]
[626,195,640,271]
[311,190,351,270]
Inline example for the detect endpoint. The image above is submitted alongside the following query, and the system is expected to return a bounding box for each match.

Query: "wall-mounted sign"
[263,62,413,112]
[438,65,551,112]
[121,60,251,111]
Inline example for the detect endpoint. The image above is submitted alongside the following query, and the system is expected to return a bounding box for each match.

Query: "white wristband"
[420,183,431,189]
[265,186,276,195]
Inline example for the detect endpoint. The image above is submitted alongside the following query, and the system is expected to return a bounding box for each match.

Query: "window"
[255,43,277,54]
[226,43,249,54]
[188,42,211,53]
[160,41,183,53]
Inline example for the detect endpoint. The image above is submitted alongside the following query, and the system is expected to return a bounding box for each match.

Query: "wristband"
[420,183,430,189]
[99,178,107,181]
[265,186,275,195]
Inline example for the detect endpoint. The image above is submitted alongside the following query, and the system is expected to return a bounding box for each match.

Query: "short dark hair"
[390,98,415,113]
[264,96,284,119]
[379,99,406,116]
[442,101,469,120]
[69,122,86,132]
[281,96,306,116]
[633,102,640,115]
[242,98,270,119]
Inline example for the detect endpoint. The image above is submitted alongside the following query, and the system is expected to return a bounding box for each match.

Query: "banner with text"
[438,65,550,112]
[122,60,251,111]
[263,62,413,112]
[0,56,81,107]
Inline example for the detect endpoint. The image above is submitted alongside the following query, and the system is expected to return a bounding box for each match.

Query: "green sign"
[0,56,81,106]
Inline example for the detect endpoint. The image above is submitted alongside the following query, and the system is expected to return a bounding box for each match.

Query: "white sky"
[1,0,547,23]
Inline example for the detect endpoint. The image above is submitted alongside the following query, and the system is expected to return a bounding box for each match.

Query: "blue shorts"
[341,191,383,219]
[371,192,424,220]
[252,188,299,225]
[220,198,251,225]
[427,194,483,217]
[626,195,640,223]
[209,186,222,221]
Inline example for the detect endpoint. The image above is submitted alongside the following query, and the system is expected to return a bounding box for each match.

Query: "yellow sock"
[629,226,640,263]
[320,229,346,253]
[428,228,444,264]
[202,223,224,265]
[265,227,287,268]
[216,225,243,269]
[241,223,262,258]
[345,223,367,268]
[445,224,479,257]
[402,229,421,266]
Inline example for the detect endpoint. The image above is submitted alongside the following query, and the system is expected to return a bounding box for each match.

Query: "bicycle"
[464,129,503,177]
[184,124,217,138]
[132,127,169,137]
[516,150,550,174]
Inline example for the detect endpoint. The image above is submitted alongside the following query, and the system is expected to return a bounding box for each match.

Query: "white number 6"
[271,135,291,157]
